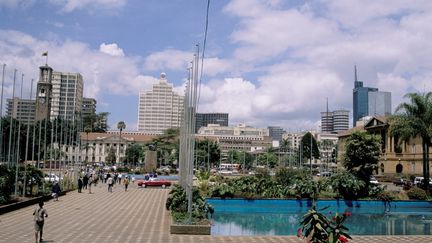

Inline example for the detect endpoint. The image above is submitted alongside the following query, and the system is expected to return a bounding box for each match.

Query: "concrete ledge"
[0,191,69,215]
[170,223,211,235]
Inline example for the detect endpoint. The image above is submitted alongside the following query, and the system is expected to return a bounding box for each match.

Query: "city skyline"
[1,1,432,131]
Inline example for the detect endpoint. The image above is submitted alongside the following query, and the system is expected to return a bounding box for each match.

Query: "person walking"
[124,177,129,192]
[107,175,113,193]
[88,175,93,194]
[51,182,61,201]
[78,177,83,193]
[83,174,89,189]
[33,201,48,243]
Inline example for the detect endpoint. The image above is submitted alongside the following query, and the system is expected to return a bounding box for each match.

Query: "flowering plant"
[298,206,352,243]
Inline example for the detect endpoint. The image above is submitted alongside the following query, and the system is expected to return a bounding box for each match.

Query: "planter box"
[170,218,211,235]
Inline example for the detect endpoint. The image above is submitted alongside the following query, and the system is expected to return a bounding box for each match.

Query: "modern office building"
[82,98,96,119]
[368,91,391,117]
[352,66,391,126]
[6,98,36,124]
[195,113,229,133]
[268,126,285,141]
[50,71,83,121]
[320,110,349,133]
[138,73,184,134]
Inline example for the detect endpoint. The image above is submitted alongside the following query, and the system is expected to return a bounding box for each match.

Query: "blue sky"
[1,0,432,131]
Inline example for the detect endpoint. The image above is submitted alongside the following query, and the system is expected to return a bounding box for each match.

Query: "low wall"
[170,218,211,235]
[0,190,69,215]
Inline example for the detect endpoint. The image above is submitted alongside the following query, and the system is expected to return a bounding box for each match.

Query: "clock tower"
[35,65,53,121]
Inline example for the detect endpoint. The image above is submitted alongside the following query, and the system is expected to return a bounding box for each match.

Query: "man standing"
[51,182,61,201]
[107,175,113,193]
[78,177,83,193]
[124,177,129,192]
[33,201,48,243]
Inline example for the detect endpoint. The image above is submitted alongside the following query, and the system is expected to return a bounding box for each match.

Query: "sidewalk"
[0,182,430,243]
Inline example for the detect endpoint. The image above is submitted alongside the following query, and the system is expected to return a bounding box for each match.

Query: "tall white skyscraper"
[138,73,184,134]
[50,71,83,120]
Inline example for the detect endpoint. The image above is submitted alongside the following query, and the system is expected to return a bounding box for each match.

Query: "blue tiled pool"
[207,199,432,236]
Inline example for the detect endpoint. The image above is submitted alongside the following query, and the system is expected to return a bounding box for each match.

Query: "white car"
[44,174,60,182]
[369,177,379,185]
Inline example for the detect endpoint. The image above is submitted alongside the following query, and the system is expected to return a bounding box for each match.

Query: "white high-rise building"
[50,71,83,120]
[138,73,184,134]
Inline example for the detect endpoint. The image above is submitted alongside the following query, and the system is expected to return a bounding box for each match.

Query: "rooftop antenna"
[354,65,358,82]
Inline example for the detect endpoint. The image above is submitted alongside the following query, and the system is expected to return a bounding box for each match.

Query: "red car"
[137,178,171,188]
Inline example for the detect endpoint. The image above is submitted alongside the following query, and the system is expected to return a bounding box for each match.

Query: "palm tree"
[389,92,432,192]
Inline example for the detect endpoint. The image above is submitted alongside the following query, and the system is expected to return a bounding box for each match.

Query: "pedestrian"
[114,173,118,184]
[107,175,113,193]
[83,174,89,189]
[33,201,48,243]
[124,177,129,192]
[118,173,122,184]
[78,177,83,193]
[88,175,93,194]
[51,182,61,201]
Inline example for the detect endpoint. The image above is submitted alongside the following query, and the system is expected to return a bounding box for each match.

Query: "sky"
[1,0,431,132]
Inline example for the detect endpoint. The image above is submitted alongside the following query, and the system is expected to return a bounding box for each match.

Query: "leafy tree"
[343,131,381,186]
[389,92,432,192]
[82,112,110,132]
[124,143,144,166]
[300,132,320,163]
[257,152,278,168]
[0,165,15,204]
[117,121,126,137]
[150,128,180,167]
[195,139,221,170]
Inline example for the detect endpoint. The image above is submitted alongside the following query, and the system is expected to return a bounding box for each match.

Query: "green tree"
[150,128,180,167]
[300,132,320,164]
[257,152,278,168]
[195,139,221,170]
[124,143,144,166]
[117,121,126,138]
[343,131,381,186]
[389,92,432,192]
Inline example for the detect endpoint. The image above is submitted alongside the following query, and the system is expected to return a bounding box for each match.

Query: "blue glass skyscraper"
[353,66,378,126]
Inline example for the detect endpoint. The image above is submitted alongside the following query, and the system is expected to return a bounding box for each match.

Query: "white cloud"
[49,0,127,12]
[99,42,125,57]
[143,49,192,72]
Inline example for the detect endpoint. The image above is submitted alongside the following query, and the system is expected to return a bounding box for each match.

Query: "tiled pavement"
[0,183,431,243]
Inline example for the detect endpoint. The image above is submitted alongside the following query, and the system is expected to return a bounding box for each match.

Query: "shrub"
[407,187,427,200]
[329,172,366,200]
[209,183,234,198]
[166,184,214,223]
[376,191,395,202]
[0,165,15,204]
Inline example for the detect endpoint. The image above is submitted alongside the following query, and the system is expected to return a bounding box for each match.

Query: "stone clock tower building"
[35,65,53,121]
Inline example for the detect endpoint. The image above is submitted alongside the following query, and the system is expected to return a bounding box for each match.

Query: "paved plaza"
[0,183,431,243]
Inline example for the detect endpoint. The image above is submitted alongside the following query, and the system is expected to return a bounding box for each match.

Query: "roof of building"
[80,132,157,142]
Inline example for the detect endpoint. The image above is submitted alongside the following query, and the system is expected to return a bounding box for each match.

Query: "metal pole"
[23,78,33,196]
[310,132,312,174]
[0,64,6,162]
[14,73,24,196]
[7,69,17,168]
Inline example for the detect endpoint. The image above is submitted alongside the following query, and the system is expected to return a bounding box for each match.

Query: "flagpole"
[0,64,6,163]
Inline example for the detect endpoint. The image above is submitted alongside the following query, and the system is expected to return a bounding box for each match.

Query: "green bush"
[0,165,15,204]
[329,172,366,200]
[407,187,427,200]
[166,184,214,223]
[209,183,235,198]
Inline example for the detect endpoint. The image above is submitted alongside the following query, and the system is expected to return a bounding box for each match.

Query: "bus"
[218,163,241,174]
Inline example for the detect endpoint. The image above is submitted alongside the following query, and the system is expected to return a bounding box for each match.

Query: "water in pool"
[208,199,432,236]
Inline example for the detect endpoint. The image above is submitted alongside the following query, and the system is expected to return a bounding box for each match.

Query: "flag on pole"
[42,51,48,56]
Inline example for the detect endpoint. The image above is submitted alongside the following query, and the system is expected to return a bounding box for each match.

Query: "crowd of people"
[77,170,134,193]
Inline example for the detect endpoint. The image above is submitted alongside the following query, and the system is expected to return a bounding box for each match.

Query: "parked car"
[137,178,171,188]
[316,171,332,177]
[369,177,379,185]
[44,173,60,182]
[414,177,424,186]
[393,178,406,186]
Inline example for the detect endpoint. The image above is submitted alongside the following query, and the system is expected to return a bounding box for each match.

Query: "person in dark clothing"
[51,182,61,201]
[78,177,83,193]
[83,174,89,189]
